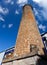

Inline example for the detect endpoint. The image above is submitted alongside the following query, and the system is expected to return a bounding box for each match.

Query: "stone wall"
[2,56,39,65]
[2,55,47,65]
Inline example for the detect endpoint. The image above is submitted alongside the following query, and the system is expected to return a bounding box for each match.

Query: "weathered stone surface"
[2,48,38,63]
[13,56,39,65]
[2,62,13,65]
[2,56,39,65]
[14,5,44,56]
[2,55,47,65]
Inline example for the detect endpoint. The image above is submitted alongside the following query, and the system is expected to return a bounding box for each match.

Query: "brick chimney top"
[23,4,33,10]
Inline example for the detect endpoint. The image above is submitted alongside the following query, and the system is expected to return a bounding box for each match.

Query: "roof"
[41,32,47,36]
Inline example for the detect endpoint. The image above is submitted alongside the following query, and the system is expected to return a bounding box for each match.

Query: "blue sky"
[0,0,47,52]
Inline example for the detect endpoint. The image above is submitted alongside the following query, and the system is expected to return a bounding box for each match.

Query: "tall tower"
[14,5,44,56]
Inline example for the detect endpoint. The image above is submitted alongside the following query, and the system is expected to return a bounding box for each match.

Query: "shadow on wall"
[36,55,47,65]
[36,47,47,65]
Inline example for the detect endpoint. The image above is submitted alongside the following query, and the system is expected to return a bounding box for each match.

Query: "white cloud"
[0,6,9,15]
[4,0,11,3]
[17,0,28,6]
[33,0,41,3]
[8,24,13,28]
[33,8,38,15]
[39,0,47,8]
[2,24,13,28]
[17,0,27,4]
[15,10,19,14]
[33,0,47,9]
[36,21,39,25]
[39,24,46,31]
[2,24,6,28]
[11,1,14,5]
[4,0,14,5]
[41,10,47,20]
[0,15,5,21]
[33,8,43,21]
[33,0,47,20]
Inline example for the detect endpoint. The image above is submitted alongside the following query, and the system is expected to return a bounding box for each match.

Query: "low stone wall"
[2,55,39,65]
[2,56,47,65]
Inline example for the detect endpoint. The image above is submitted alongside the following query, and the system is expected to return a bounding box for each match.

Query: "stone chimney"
[14,5,44,56]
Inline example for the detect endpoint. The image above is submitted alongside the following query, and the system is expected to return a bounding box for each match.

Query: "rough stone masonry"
[14,4,44,56]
